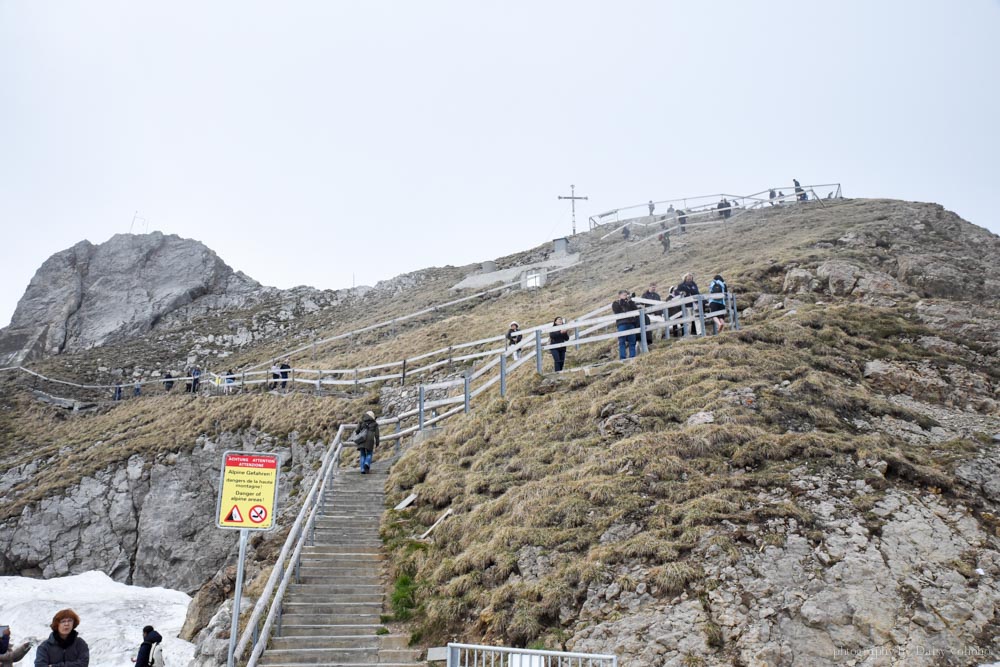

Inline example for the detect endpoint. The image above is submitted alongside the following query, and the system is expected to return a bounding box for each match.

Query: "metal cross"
[558,184,588,235]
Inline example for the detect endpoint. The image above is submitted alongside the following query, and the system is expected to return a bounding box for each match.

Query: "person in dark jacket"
[506,322,523,360]
[677,209,687,232]
[354,411,380,474]
[132,625,162,667]
[548,317,571,372]
[611,290,639,359]
[279,363,291,390]
[675,273,701,336]
[34,608,89,667]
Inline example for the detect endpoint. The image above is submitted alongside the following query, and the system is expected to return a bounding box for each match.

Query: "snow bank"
[0,571,194,666]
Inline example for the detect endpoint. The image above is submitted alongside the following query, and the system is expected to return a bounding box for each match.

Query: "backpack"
[709,279,725,294]
[150,643,165,667]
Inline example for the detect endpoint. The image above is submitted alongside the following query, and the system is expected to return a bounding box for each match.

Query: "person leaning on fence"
[675,273,701,336]
[162,372,174,392]
[707,274,728,334]
[506,321,523,360]
[352,411,380,474]
[665,285,683,338]
[548,317,570,372]
[279,362,291,390]
[612,290,639,360]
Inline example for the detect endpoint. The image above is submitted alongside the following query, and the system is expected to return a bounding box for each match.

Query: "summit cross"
[558,184,589,235]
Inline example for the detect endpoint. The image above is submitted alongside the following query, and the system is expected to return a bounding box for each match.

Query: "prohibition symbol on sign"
[248,505,268,524]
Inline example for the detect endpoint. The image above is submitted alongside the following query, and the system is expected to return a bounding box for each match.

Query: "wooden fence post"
[464,371,471,414]
[696,298,707,337]
[500,353,507,397]
[418,385,426,431]
[639,306,649,354]
[535,330,543,374]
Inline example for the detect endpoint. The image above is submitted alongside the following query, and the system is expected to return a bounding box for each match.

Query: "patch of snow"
[0,571,194,666]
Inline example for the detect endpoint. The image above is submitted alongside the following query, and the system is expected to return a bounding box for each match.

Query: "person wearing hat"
[505,322,523,360]
[354,411,380,474]
[34,609,89,666]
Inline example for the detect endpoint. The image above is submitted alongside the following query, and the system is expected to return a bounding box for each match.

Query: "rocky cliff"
[0,232,262,365]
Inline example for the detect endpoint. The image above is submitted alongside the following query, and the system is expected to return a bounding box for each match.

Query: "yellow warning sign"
[216,451,280,531]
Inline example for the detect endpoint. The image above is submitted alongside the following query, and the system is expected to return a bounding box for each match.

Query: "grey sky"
[2,1,997,328]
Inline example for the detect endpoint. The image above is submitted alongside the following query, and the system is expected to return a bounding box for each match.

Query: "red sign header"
[225,454,278,469]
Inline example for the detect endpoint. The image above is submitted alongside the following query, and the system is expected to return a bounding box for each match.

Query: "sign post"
[217,451,280,667]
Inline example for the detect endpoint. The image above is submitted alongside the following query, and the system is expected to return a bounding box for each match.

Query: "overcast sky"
[2,1,998,328]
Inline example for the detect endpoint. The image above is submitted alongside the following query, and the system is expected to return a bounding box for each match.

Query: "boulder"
[816,261,861,296]
[782,268,820,294]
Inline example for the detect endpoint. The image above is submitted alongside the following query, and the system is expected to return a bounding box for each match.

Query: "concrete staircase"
[258,458,423,666]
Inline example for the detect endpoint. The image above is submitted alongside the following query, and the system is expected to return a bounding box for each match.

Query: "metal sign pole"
[227,528,249,667]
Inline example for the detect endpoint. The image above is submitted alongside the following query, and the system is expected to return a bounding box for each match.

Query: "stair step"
[280,613,382,625]
[278,624,382,638]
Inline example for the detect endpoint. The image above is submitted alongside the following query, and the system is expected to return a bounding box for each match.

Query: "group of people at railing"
[610,273,728,360]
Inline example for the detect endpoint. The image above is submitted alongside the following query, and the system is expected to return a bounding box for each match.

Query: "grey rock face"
[0,431,325,594]
[0,232,261,365]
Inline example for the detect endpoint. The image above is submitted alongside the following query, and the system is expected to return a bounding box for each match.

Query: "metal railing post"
[574,326,580,351]
[395,421,401,456]
[697,298,707,337]
[732,294,741,330]
[463,371,471,414]
[418,385,426,431]
[639,306,648,354]
[400,358,407,386]
[535,330,543,374]
[499,354,507,397]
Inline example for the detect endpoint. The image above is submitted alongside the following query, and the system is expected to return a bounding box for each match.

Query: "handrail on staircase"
[234,424,349,665]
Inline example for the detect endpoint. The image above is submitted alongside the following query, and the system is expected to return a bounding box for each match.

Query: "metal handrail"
[446,642,617,667]
[240,425,348,667]
[589,182,842,228]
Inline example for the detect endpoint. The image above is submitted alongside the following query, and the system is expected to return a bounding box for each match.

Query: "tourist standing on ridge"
[648,200,655,216]
[707,274,728,334]
[34,609,89,667]
[506,322,523,360]
[793,178,806,202]
[548,317,570,372]
[658,231,670,254]
[675,273,701,336]
[279,363,291,390]
[133,379,141,398]
[113,384,123,401]
[131,625,162,667]
[162,372,174,392]
[353,411,380,474]
[612,290,639,360]
[622,225,631,241]
[769,189,776,206]
[191,367,201,393]
[678,209,688,233]
[641,282,661,302]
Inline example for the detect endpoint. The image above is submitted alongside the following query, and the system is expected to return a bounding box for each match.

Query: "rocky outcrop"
[0,431,325,594]
[567,467,1000,666]
[0,233,262,365]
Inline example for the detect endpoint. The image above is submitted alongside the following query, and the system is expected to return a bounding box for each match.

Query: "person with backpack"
[674,273,701,336]
[132,625,163,667]
[352,411,380,474]
[707,274,728,334]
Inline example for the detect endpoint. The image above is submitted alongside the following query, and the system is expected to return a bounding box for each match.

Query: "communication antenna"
[557,185,588,235]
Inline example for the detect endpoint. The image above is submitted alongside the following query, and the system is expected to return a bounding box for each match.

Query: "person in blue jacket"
[132,625,162,667]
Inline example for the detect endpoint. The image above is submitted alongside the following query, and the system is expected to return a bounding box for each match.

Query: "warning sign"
[216,451,280,531]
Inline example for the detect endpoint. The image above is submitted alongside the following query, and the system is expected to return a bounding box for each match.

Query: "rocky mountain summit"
[0,232,264,365]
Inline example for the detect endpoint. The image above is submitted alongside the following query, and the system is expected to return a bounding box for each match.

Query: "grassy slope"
[1,198,997,642]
